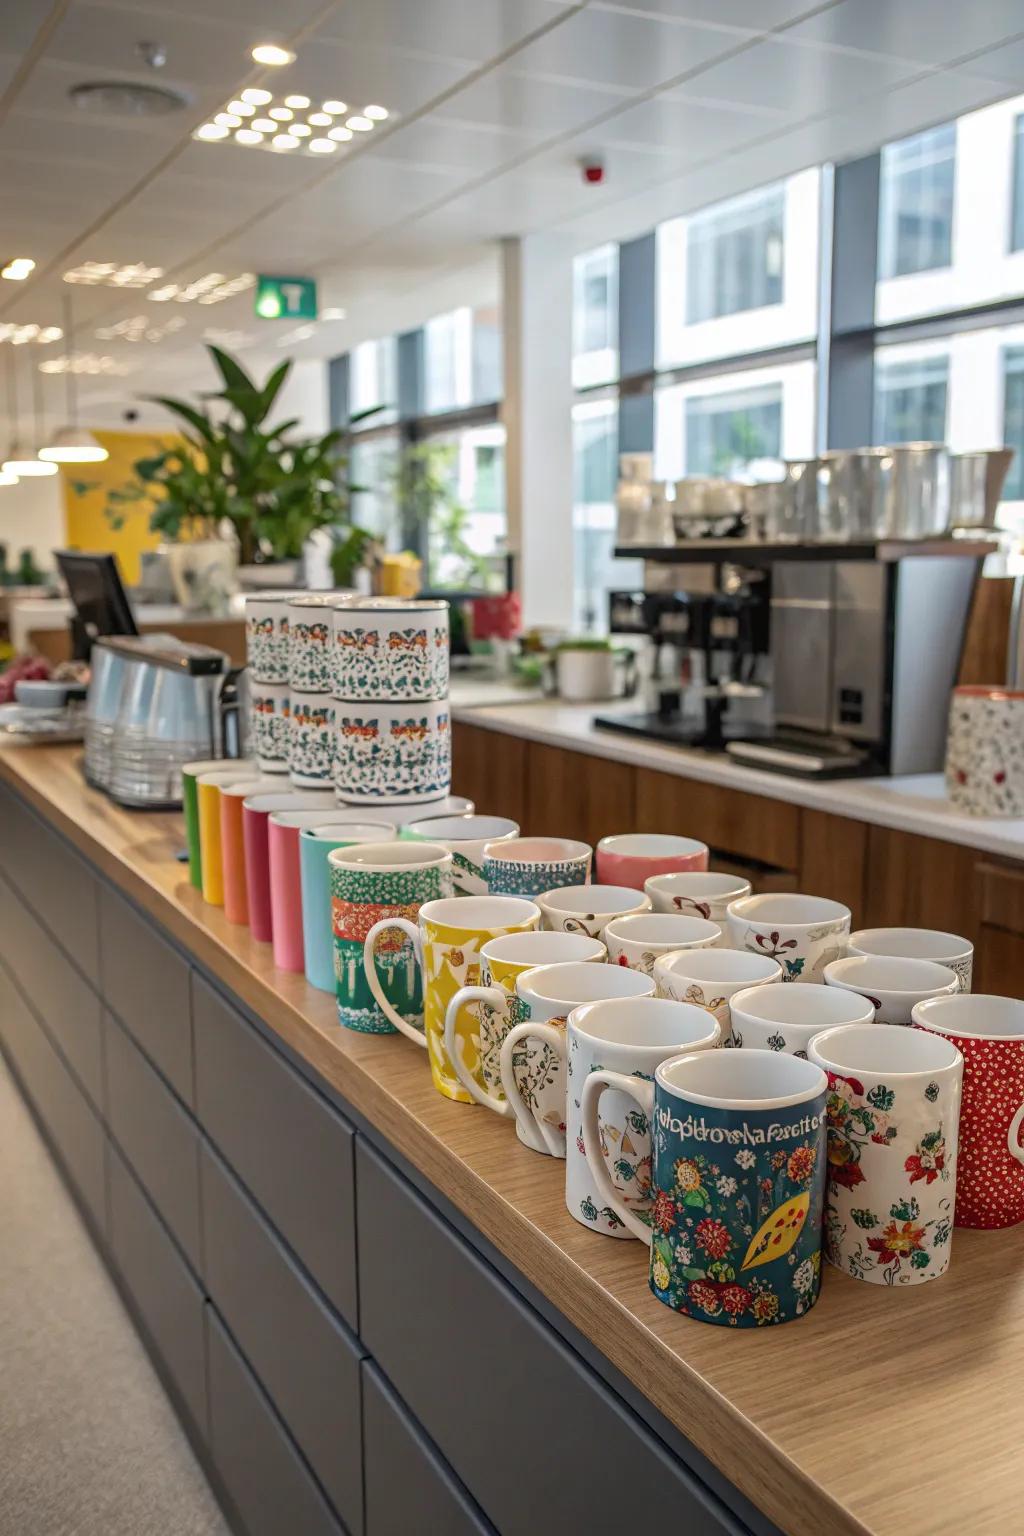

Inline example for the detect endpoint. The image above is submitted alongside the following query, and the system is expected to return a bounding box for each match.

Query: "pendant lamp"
[2,351,55,477]
[38,295,108,464]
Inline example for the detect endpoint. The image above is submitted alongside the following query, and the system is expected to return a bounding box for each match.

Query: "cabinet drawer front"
[206,1307,344,1536]
[98,885,192,1104]
[0,782,100,986]
[0,962,107,1236]
[357,1142,743,1536]
[363,1362,495,1536]
[201,1142,364,1531]
[105,1011,202,1272]
[0,872,104,1111]
[635,768,799,871]
[108,1146,207,1436]
[193,975,358,1329]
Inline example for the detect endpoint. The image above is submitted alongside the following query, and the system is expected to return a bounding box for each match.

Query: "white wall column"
[502,235,575,630]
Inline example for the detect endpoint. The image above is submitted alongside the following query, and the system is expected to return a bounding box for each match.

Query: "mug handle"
[442,985,513,1117]
[499,1022,565,1156]
[581,1071,655,1244]
[362,918,427,1048]
[1009,1099,1024,1165]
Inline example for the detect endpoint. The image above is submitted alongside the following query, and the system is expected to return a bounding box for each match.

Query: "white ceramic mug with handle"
[847,928,973,993]
[824,955,958,1025]
[729,981,876,1055]
[654,947,782,1043]
[604,912,720,974]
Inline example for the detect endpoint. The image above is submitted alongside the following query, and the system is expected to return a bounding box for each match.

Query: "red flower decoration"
[905,1151,944,1185]
[720,1284,753,1316]
[694,1217,732,1260]
[995,770,1007,785]
[830,1159,866,1190]
[786,1144,816,1183]
[955,768,967,785]
[652,1189,676,1235]
[688,1280,722,1316]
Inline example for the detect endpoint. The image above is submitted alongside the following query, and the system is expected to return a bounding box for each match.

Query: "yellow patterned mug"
[363,896,540,1101]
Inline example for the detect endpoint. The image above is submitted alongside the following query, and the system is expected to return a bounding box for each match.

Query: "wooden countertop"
[452,697,1024,861]
[4,744,1022,1536]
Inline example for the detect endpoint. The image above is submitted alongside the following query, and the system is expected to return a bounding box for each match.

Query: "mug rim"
[244,791,335,813]
[417,896,539,931]
[328,839,452,871]
[912,993,1024,1040]
[219,777,282,798]
[848,926,972,962]
[656,1047,826,1109]
[597,833,708,858]
[605,912,720,945]
[517,960,654,1006]
[645,871,750,897]
[810,1021,962,1076]
[654,948,783,984]
[825,955,958,998]
[539,883,649,915]
[184,757,254,777]
[729,981,876,1032]
[404,813,518,841]
[480,931,606,965]
[570,997,720,1050]
[301,821,396,843]
[727,892,851,927]
[197,767,259,786]
[271,809,353,830]
[483,837,591,864]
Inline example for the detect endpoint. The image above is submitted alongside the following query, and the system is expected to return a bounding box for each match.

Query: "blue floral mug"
[582,1048,827,1327]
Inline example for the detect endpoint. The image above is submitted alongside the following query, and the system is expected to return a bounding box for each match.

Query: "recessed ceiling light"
[268,106,293,120]
[285,94,310,109]
[251,118,276,132]
[308,138,336,154]
[327,126,352,142]
[0,323,63,346]
[321,307,346,321]
[241,87,273,106]
[364,105,388,120]
[196,121,230,140]
[308,111,331,126]
[235,128,263,145]
[271,133,299,149]
[321,100,347,115]
[215,112,242,127]
[228,99,254,116]
[38,352,135,377]
[291,123,311,137]
[346,115,373,132]
[1,257,35,281]
[147,272,254,306]
[63,261,163,288]
[0,471,18,486]
[251,43,295,66]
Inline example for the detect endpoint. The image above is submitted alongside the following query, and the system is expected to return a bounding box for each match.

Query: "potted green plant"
[552,636,636,702]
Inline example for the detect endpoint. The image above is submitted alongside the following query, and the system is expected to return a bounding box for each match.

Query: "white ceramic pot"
[729,980,876,1056]
[334,700,451,805]
[287,691,335,787]
[555,648,617,702]
[163,539,236,616]
[288,593,339,695]
[244,590,292,683]
[945,685,1024,817]
[250,681,289,772]
[824,955,958,1025]
[604,912,720,975]
[644,871,751,933]
[726,893,851,983]
[536,883,650,939]
[848,927,973,993]
[333,597,449,702]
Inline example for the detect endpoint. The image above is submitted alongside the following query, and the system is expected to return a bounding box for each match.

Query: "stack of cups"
[244,593,291,775]
[331,597,453,808]
[288,594,340,790]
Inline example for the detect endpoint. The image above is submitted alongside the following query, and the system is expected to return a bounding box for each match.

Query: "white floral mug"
[288,692,334,787]
[251,682,289,773]
[945,685,1024,817]
[605,912,720,975]
[729,981,875,1056]
[536,883,649,939]
[848,927,973,993]
[288,594,340,694]
[654,947,782,1043]
[245,592,290,683]
[824,955,958,1026]
[334,701,451,805]
[726,894,851,983]
[644,872,751,938]
[333,597,449,702]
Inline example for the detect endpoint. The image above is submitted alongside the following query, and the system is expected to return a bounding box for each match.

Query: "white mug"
[726,894,851,983]
[730,981,876,1056]
[497,961,655,1157]
[604,912,720,975]
[824,955,958,1026]
[644,872,751,937]
[847,928,973,993]
[654,947,782,1043]
[536,883,650,939]
[402,812,519,895]
[564,997,720,1238]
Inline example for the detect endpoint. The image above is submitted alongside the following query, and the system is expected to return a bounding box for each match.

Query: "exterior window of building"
[349,435,399,547]
[686,185,784,325]
[571,399,641,632]
[419,425,507,591]
[424,306,503,413]
[878,124,956,282]
[684,382,782,477]
[572,245,618,389]
[1004,347,1024,501]
[1012,115,1024,253]
[873,352,949,443]
[653,361,815,481]
[349,336,398,425]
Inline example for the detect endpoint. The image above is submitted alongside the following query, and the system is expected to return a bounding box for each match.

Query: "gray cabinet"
[201,1142,364,1531]
[98,884,193,1104]
[205,1308,344,1536]
[357,1141,743,1536]
[193,975,358,1329]
[363,1362,495,1536]
[0,782,100,986]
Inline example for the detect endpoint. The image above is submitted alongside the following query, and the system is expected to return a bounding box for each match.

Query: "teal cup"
[299,819,397,992]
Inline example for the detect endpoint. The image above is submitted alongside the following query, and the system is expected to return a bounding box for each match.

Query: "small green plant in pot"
[552,636,635,702]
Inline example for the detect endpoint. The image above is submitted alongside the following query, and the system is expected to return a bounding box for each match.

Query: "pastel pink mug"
[595,833,709,891]
[242,791,336,944]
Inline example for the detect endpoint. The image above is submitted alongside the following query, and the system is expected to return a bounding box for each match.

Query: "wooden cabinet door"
[634,767,800,872]
[864,826,980,939]
[523,743,635,846]
[451,723,526,826]
[800,810,868,925]
[974,925,1024,993]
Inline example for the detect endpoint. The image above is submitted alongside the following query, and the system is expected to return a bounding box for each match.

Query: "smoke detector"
[69,80,190,116]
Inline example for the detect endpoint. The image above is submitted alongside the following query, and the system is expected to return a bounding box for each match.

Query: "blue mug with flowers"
[582,1047,827,1326]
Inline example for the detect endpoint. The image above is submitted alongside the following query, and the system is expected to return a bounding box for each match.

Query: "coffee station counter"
[2,741,1023,1536]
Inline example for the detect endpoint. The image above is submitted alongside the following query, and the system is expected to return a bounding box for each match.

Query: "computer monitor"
[55,551,138,659]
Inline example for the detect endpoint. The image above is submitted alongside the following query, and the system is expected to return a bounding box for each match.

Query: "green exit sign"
[254,275,318,321]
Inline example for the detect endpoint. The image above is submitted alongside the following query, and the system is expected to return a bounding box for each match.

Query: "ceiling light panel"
[193,92,391,157]
[63,261,164,288]
[38,352,136,376]
[1,257,35,280]
[0,323,63,346]
[95,315,187,343]
[147,272,255,306]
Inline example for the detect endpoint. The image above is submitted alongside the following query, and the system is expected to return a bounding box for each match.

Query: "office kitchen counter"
[1,743,1023,1536]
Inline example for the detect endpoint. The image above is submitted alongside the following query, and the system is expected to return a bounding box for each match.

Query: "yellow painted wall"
[61,429,181,585]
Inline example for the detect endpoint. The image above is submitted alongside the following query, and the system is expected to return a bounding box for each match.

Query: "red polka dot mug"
[912,994,1024,1230]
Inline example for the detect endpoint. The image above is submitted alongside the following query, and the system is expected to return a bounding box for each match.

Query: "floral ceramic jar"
[288,692,335,787]
[332,598,449,703]
[245,593,291,683]
[334,701,451,805]
[289,594,345,695]
[946,685,1024,817]
[251,682,289,772]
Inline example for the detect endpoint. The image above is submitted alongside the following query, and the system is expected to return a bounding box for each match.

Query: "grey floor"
[0,1055,229,1536]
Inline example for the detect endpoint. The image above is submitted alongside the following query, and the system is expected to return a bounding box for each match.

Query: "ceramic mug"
[299,819,397,992]
[498,962,656,1156]
[329,841,455,1033]
[654,947,782,1042]
[218,776,282,924]
[251,681,289,773]
[401,813,519,895]
[565,998,721,1238]
[392,795,474,827]
[596,833,709,890]
[848,928,973,993]
[442,931,607,1134]
[197,768,260,906]
[644,872,751,933]
[482,837,592,898]
[582,1049,827,1326]
[332,597,449,702]
[182,757,255,891]
[730,981,875,1055]
[241,789,336,943]
[536,883,650,939]
[363,896,540,1100]
[334,701,451,806]
[945,685,1024,817]
[824,955,958,1025]
[288,692,335,788]
[269,810,376,973]
[605,913,721,975]
[244,592,290,683]
[810,1022,962,1284]
[288,593,339,694]
[726,894,851,983]
[913,994,1024,1229]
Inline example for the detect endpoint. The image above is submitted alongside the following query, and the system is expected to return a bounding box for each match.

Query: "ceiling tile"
[961,38,1024,85]
[314,0,578,63]
[784,0,1024,69]
[44,1,253,94]
[506,6,754,93]
[433,67,637,134]
[589,0,827,31]
[256,37,476,120]
[366,113,543,174]
[680,35,922,115]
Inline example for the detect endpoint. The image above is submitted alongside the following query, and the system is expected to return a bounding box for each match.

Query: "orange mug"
[218,777,280,925]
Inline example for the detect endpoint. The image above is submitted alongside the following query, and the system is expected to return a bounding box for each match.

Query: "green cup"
[181,758,255,889]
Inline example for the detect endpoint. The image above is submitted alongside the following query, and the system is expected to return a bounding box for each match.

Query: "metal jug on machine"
[948,449,1015,530]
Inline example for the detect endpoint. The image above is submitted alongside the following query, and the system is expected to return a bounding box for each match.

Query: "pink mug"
[268,809,391,972]
[242,791,335,943]
[595,833,709,891]
[219,777,281,926]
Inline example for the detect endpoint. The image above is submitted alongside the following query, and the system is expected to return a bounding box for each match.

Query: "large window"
[572,245,618,389]
[685,383,782,477]
[878,124,956,281]
[423,305,503,414]
[571,400,641,632]
[873,350,949,443]
[1013,116,1024,255]
[653,362,815,482]
[1005,348,1024,501]
[418,426,506,591]
[349,435,399,547]
[686,186,784,325]
[350,336,397,425]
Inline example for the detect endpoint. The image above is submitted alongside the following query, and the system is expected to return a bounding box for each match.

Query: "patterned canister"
[334,700,451,805]
[333,598,449,702]
[946,686,1024,817]
[288,691,335,787]
[245,592,291,683]
[289,593,351,695]
[250,681,289,773]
